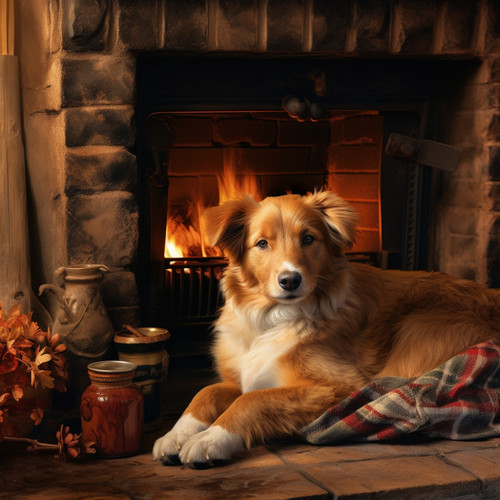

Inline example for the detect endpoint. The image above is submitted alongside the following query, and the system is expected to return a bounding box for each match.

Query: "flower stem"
[4,436,59,451]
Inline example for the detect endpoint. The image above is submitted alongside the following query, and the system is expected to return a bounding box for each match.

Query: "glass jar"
[80,360,144,457]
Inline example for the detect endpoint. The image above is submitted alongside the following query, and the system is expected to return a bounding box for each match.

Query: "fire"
[164,165,261,258]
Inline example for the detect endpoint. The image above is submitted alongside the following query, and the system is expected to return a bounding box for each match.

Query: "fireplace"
[135,56,454,332]
[15,1,500,343]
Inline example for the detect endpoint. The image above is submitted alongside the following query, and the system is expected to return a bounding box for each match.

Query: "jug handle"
[38,284,73,317]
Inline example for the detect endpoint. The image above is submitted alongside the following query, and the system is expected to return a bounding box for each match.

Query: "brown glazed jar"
[80,360,144,457]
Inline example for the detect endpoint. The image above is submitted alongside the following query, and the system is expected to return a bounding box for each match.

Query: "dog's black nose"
[278,271,302,291]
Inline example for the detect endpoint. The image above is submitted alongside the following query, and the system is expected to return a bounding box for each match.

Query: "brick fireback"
[15,0,500,328]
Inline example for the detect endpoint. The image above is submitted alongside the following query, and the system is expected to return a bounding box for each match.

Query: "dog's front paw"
[153,414,208,465]
[179,425,245,468]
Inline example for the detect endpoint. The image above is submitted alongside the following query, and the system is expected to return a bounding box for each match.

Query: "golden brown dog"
[153,190,500,467]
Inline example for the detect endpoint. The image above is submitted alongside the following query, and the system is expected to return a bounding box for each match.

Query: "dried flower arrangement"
[0,302,95,459]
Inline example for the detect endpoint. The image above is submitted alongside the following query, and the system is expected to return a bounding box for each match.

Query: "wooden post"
[0,54,31,313]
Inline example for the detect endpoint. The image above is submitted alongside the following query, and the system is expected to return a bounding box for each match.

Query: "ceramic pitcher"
[39,264,114,359]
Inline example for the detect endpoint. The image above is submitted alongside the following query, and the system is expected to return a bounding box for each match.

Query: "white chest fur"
[238,330,294,393]
[215,315,302,393]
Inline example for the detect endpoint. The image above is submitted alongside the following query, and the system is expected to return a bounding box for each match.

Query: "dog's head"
[202,191,359,304]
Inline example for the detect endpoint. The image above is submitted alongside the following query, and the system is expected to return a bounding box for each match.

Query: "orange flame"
[164,164,261,258]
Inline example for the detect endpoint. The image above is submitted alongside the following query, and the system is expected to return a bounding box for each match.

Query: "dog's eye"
[302,234,315,246]
[256,239,268,249]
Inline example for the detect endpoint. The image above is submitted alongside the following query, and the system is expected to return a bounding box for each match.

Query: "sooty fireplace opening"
[135,56,475,346]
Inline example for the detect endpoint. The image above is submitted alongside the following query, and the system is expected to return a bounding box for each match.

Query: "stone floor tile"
[426,437,500,454]
[445,448,500,489]
[0,442,328,500]
[293,455,481,499]
[271,440,436,465]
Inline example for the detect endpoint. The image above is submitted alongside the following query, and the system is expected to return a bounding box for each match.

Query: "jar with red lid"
[80,360,144,457]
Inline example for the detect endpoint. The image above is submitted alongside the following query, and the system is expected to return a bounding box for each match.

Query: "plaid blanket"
[301,341,500,444]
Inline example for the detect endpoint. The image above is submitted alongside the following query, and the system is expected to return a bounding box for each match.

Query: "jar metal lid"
[87,360,137,373]
[114,327,170,345]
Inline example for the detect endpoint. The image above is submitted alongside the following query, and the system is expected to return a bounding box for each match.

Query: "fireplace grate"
[164,257,227,325]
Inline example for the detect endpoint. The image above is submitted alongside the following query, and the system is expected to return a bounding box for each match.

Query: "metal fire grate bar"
[164,257,228,325]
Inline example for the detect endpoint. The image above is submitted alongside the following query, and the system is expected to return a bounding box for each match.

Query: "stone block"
[445,448,500,491]
[441,179,482,209]
[61,56,135,106]
[489,146,500,181]
[67,192,138,267]
[486,0,500,55]
[399,0,438,54]
[489,183,500,211]
[312,0,351,51]
[445,206,479,236]
[66,147,137,195]
[62,0,109,51]
[267,0,303,51]
[164,0,208,50]
[488,216,500,287]
[491,59,500,83]
[215,118,276,146]
[355,0,391,53]
[100,270,140,307]
[442,2,476,53]
[488,114,500,141]
[299,456,478,498]
[118,0,160,50]
[217,0,259,51]
[65,107,135,147]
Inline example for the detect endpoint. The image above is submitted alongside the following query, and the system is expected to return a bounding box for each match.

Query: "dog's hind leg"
[153,382,241,465]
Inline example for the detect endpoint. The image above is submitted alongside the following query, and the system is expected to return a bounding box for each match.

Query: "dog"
[153,190,500,468]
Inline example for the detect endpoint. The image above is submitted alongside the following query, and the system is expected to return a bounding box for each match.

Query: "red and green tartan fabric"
[301,341,500,444]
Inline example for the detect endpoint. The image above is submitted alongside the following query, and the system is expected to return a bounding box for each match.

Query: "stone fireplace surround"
[15,0,500,329]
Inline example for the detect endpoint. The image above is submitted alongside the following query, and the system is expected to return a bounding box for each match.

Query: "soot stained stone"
[312,0,351,51]
[67,192,138,268]
[61,56,135,106]
[62,0,109,51]
[65,149,137,195]
[65,108,135,147]
[164,0,208,50]
[118,0,160,50]
[355,0,391,53]
[267,0,303,51]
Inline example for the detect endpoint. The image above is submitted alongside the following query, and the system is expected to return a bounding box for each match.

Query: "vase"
[80,360,144,457]
[0,382,52,437]
[114,327,170,426]
[39,264,115,398]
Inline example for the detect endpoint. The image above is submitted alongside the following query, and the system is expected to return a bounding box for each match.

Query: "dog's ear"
[202,195,258,263]
[306,190,359,249]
